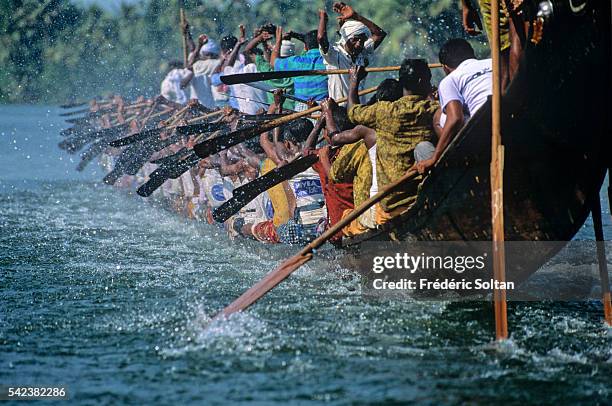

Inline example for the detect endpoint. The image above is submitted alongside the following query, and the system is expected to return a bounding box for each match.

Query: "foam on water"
[1,106,612,403]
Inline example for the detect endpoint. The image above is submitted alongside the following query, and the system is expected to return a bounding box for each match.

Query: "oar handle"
[311,64,442,76]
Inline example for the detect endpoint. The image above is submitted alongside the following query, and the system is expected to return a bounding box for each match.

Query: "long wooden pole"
[179,1,188,67]
[215,168,419,318]
[491,0,508,341]
[592,187,612,325]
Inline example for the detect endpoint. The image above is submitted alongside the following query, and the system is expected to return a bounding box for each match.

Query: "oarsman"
[182,34,221,109]
[460,0,523,90]
[245,25,296,110]
[160,60,191,104]
[325,75,405,236]
[211,25,268,114]
[272,27,329,111]
[416,39,492,174]
[317,2,387,100]
[347,59,439,224]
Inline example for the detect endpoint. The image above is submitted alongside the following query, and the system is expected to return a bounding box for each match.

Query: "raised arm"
[181,19,196,56]
[220,25,247,72]
[317,9,330,54]
[333,2,387,49]
[347,65,367,109]
[303,116,326,154]
[270,25,283,68]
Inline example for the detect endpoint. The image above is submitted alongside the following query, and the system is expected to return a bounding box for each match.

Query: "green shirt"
[255,55,295,110]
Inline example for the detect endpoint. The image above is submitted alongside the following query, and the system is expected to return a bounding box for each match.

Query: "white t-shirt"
[438,58,492,118]
[160,68,191,105]
[289,167,326,227]
[190,59,220,109]
[202,169,234,208]
[211,57,268,114]
[319,39,375,101]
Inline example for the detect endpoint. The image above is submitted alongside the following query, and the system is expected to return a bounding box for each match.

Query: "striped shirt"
[274,49,329,101]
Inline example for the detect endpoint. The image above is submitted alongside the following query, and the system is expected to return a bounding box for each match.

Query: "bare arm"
[270,25,283,69]
[347,65,367,109]
[221,25,247,71]
[317,9,329,54]
[303,117,326,153]
[333,2,387,49]
[460,0,483,36]
[416,101,464,174]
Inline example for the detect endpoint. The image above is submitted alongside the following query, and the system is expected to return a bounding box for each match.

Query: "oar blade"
[212,154,319,223]
[193,123,266,159]
[220,70,312,85]
[109,127,163,147]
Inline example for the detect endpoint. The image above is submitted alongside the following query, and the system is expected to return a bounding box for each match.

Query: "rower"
[317,2,387,101]
[160,60,192,105]
[211,26,268,115]
[416,39,492,175]
[347,58,439,225]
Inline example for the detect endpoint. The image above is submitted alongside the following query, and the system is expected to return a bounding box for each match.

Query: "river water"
[1,105,611,404]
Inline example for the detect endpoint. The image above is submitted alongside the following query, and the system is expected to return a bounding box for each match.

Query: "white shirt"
[211,57,268,114]
[190,59,220,109]
[319,39,376,101]
[289,168,326,227]
[160,68,191,104]
[438,58,492,118]
[202,169,234,208]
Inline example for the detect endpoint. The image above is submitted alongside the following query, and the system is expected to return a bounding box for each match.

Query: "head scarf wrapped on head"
[280,40,296,57]
[338,20,371,45]
[200,39,220,57]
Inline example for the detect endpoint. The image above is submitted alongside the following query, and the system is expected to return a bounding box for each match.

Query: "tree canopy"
[1,0,489,103]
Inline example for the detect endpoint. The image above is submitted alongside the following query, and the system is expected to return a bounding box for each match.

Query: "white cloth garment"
[438,58,492,118]
[202,169,234,208]
[160,68,191,104]
[280,40,296,57]
[200,39,220,57]
[190,59,221,109]
[288,167,327,227]
[211,56,267,113]
[319,39,376,101]
[339,20,371,46]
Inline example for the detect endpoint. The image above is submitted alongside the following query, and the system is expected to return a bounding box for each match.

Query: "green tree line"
[1,0,488,104]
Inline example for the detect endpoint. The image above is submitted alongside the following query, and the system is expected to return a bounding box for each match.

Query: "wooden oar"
[193,86,378,160]
[213,154,320,223]
[109,108,224,147]
[221,64,443,85]
[213,167,419,318]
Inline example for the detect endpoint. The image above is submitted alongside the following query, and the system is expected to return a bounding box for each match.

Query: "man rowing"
[416,39,493,174]
[317,2,387,100]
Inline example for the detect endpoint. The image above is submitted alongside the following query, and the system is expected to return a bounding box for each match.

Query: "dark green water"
[1,106,611,404]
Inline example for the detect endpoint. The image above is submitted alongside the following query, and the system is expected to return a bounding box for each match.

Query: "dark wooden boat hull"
[344,0,611,284]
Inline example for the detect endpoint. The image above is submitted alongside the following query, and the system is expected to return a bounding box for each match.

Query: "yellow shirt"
[349,95,439,211]
[329,141,372,208]
[260,158,291,226]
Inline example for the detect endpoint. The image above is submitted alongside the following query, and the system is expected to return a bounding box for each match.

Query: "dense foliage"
[1,0,489,104]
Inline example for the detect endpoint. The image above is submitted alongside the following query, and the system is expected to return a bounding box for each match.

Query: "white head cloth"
[200,39,220,57]
[338,20,371,45]
[280,40,296,57]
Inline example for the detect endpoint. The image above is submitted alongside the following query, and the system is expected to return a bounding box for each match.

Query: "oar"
[136,152,200,197]
[193,86,378,160]
[221,64,443,85]
[109,109,225,147]
[244,82,310,105]
[213,154,319,223]
[212,167,419,318]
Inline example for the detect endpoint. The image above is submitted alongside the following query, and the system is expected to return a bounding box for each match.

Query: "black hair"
[331,106,355,131]
[220,36,238,52]
[399,58,432,96]
[282,118,314,145]
[304,30,319,50]
[244,137,265,154]
[367,78,403,105]
[439,38,476,68]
